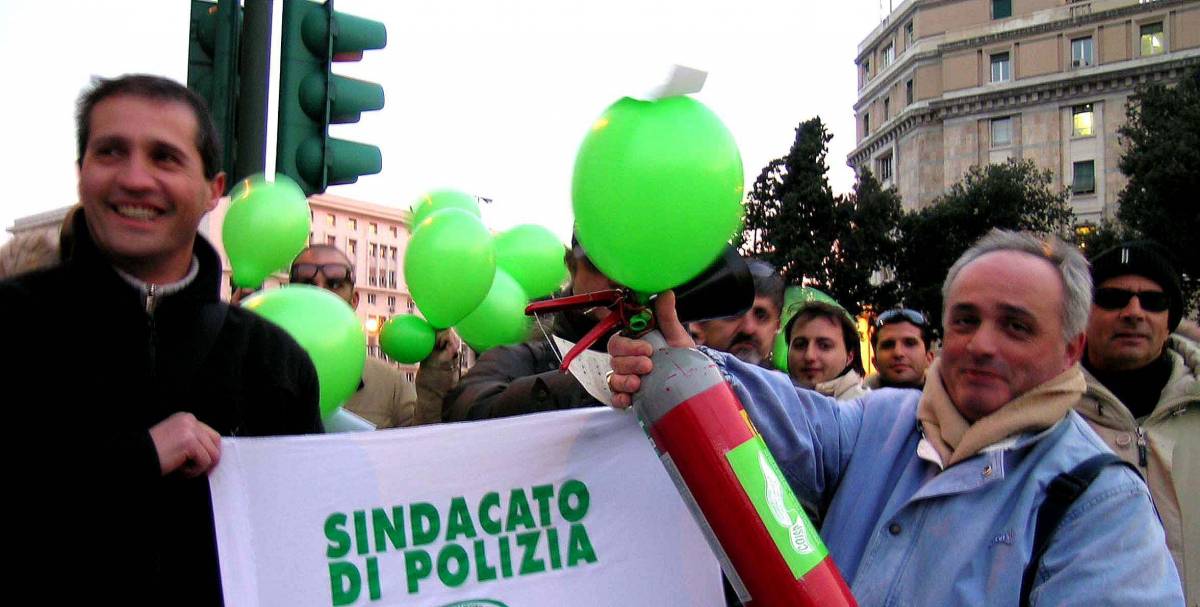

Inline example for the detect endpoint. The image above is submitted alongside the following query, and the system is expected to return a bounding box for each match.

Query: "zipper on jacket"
[145,283,158,372]
[1136,426,1148,468]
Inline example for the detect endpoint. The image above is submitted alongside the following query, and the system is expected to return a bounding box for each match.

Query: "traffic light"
[187,0,241,180]
[277,0,386,196]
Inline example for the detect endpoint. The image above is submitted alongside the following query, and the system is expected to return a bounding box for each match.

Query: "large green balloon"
[410,189,481,230]
[494,224,568,299]
[572,95,744,294]
[404,208,496,329]
[223,174,311,288]
[379,314,436,364]
[242,285,366,419]
[454,270,531,352]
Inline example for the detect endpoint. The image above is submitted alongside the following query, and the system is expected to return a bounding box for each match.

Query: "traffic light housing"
[277,0,386,196]
[187,0,241,181]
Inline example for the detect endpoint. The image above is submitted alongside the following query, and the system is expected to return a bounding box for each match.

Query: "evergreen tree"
[1116,67,1200,313]
[895,159,1074,328]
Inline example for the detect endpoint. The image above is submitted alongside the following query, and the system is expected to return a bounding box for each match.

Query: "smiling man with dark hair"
[2,74,323,603]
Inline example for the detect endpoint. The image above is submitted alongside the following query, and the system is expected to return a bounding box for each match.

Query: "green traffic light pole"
[233,0,273,186]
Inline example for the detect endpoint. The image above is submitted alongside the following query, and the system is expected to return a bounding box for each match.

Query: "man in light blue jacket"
[608,230,1182,605]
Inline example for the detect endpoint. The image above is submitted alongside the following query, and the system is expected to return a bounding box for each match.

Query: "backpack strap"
[1020,452,1141,606]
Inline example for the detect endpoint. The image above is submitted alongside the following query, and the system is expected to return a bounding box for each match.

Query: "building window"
[1140,23,1164,56]
[1071,37,1094,68]
[370,222,378,235]
[349,218,357,231]
[1072,104,1094,137]
[883,97,891,120]
[992,0,1011,19]
[905,21,914,48]
[407,298,415,313]
[863,113,871,136]
[389,271,397,289]
[367,293,376,305]
[876,153,893,182]
[906,80,914,105]
[348,239,357,256]
[369,273,377,286]
[369,243,378,257]
[991,117,1013,147]
[990,52,1011,83]
[882,44,894,68]
[387,295,396,308]
[391,246,398,261]
[862,58,871,84]
[326,214,336,227]
[390,226,398,238]
[1072,161,1096,194]
[326,235,336,246]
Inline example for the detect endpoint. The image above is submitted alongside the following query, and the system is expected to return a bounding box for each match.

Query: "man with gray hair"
[607,229,1182,604]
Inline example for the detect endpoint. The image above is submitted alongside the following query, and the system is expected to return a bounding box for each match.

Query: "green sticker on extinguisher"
[726,436,829,579]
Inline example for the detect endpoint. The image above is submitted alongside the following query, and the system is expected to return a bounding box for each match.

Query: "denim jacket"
[712,350,1183,606]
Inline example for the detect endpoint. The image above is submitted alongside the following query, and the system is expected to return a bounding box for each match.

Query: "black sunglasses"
[1094,288,1169,312]
[290,263,354,289]
[875,308,927,328]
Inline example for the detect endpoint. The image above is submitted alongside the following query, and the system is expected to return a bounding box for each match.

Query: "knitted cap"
[1090,241,1182,331]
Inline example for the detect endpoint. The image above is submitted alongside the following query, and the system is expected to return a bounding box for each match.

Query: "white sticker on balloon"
[640,64,708,101]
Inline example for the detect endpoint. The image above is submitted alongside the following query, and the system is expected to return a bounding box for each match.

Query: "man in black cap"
[1075,240,1197,605]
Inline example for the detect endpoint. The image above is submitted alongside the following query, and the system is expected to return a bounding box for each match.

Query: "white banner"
[211,408,722,607]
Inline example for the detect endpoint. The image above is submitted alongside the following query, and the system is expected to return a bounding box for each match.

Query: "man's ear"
[206,172,227,213]
[351,290,360,309]
[1064,332,1086,368]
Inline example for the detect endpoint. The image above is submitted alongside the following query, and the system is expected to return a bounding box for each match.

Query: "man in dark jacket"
[1,74,322,604]
[443,237,616,421]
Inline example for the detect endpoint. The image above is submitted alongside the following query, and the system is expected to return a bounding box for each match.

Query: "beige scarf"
[916,359,1085,467]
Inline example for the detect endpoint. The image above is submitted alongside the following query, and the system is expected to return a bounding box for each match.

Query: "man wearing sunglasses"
[868,308,935,390]
[290,245,459,427]
[1076,241,1198,605]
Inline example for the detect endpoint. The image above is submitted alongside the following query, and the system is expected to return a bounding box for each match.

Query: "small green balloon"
[410,189,481,230]
[404,208,496,329]
[773,328,789,373]
[242,285,366,419]
[455,270,531,352]
[223,174,311,289]
[494,224,568,299]
[572,95,744,294]
[380,314,436,364]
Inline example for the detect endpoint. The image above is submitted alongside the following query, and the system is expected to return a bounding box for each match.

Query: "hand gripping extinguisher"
[632,331,856,607]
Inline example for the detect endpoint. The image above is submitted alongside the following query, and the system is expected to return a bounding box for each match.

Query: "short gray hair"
[942,229,1091,341]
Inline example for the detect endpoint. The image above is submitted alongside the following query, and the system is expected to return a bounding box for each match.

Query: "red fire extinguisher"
[526,291,856,607]
[633,330,856,607]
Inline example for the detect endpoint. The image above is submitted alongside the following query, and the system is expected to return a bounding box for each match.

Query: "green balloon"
[773,328,790,373]
[572,95,744,294]
[404,208,496,329]
[379,314,436,364]
[223,174,311,289]
[410,189,481,231]
[494,224,568,299]
[242,285,366,419]
[454,270,531,352]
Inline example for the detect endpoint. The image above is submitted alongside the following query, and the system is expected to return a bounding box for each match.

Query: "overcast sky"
[0,0,883,245]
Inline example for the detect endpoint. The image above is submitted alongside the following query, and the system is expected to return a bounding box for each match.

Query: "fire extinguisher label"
[726,436,830,579]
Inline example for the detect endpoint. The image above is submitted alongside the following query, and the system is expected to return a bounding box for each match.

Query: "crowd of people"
[0,73,1195,606]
